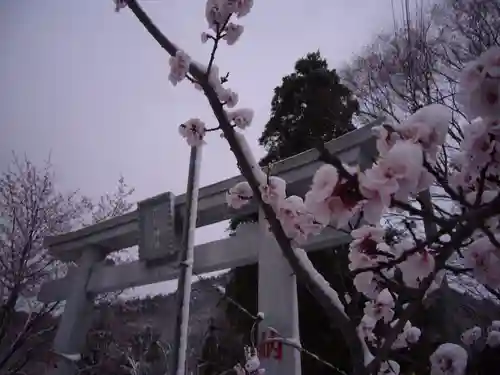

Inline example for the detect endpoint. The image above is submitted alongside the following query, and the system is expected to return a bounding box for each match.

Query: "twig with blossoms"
[116,1,500,374]
[121,1,368,373]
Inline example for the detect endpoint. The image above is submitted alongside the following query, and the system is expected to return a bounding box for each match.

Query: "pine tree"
[259,51,358,165]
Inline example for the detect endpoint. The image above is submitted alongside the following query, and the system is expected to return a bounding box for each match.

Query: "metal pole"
[170,145,203,375]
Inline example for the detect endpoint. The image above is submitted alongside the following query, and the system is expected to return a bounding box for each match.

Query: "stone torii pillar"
[255,139,378,375]
[257,210,301,375]
[49,247,104,375]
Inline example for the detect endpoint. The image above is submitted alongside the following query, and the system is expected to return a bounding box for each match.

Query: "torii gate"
[39,123,379,375]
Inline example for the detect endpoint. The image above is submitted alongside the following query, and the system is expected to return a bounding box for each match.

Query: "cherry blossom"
[398,249,435,288]
[358,314,377,343]
[459,46,500,120]
[372,124,401,156]
[463,235,500,289]
[453,118,500,187]
[224,23,244,45]
[225,0,254,18]
[168,50,191,86]
[219,88,239,107]
[363,288,395,323]
[349,225,393,270]
[429,343,468,375]
[486,321,500,348]
[305,164,364,228]
[390,320,421,349]
[205,0,231,30]
[227,181,253,209]
[227,108,254,129]
[354,271,382,299]
[406,326,422,344]
[360,140,425,207]
[393,104,451,159]
[276,196,309,242]
[259,176,286,206]
[178,118,206,146]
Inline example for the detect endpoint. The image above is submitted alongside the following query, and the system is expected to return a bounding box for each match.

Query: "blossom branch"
[124,1,366,373]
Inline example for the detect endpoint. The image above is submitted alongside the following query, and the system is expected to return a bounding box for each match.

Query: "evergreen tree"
[259,51,358,165]
[221,51,360,374]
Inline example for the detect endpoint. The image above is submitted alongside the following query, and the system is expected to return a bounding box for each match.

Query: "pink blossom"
[463,235,500,289]
[364,288,395,323]
[373,125,401,156]
[226,181,253,209]
[349,225,392,270]
[398,249,435,288]
[295,210,325,239]
[378,141,424,199]
[458,47,500,120]
[276,195,307,240]
[354,271,381,299]
[359,140,424,215]
[305,164,364,228]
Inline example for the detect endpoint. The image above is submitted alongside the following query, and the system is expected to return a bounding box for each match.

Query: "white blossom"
[168,50,191,86]
[458,47,500,120]
[224,23,244,45]
[460,326,482,346]
[259,176,286,206]
[178,118,206,146]
[226,181,253,209]
[227,108,254,129]
[219,88,239,107]
[429,343,468,375]
[394,104,451,159]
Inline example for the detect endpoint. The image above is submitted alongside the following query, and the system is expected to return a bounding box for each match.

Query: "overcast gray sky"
[1,0,404,297]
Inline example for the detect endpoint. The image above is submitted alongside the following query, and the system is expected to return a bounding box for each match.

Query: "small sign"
[258,329,283,361]
[138,192,178,262]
